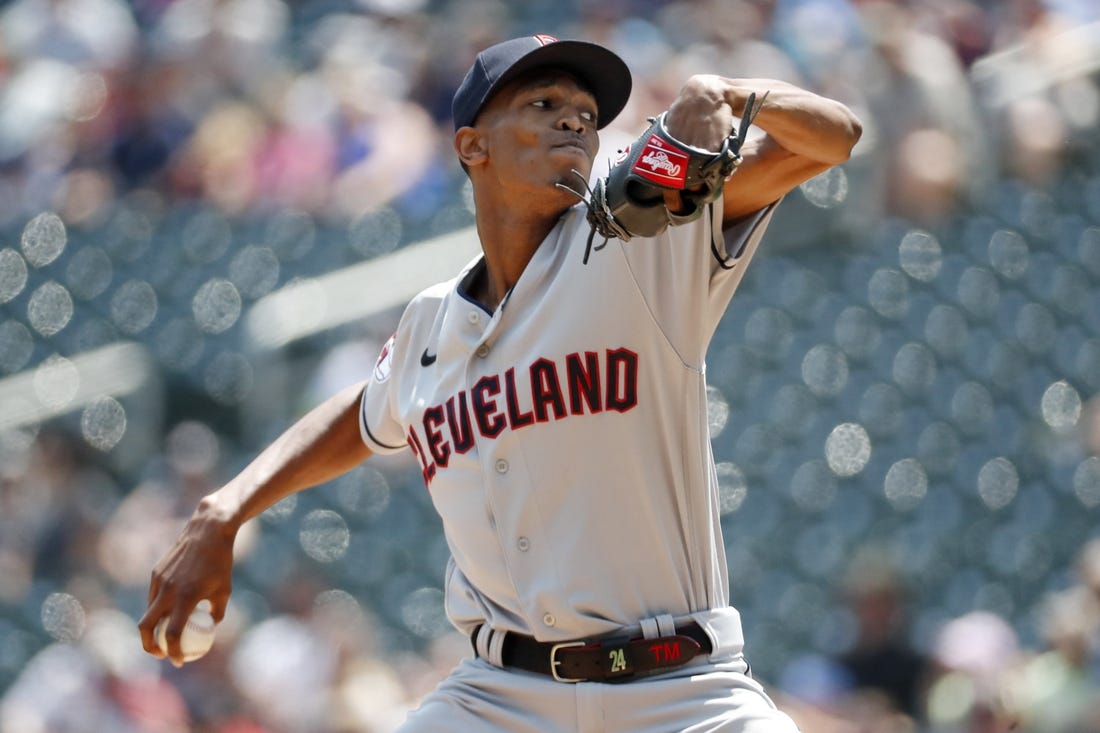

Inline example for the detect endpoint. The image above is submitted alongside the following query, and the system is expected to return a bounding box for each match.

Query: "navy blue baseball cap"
[452,34,632,131]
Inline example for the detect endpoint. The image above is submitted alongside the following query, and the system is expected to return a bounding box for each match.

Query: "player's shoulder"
[400,254,481,320]
[409,277,456,307]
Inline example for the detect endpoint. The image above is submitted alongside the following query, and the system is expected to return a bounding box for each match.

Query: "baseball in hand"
[155,600,217,662]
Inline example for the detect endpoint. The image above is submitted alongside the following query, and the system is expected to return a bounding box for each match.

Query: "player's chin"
[550,171,589,201]
[550,156,592,185]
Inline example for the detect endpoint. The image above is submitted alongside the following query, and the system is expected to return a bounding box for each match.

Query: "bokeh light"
[956,266,1000,320]
[988,230,1029,280]
[716,461,747,515]
[790,460,837,512]
[884,458,927,511]
[0,320,34,373]
[64,246,113,300]
[707,384,731,437]
[802,344,849,398]
[824,422,871,477]
[834,305,881,360]
[1040,380,1081,433]
[898,230,943,282]
[110,279,158,335]
[299,509,350,563]
[950,381,994,436]
[27,281,73,337]
[20,212,67,268]
[1074,457,1100,508]
[859,383,904,437]
[893,342,937,395]
[400,587,450,640]
[192,278,242,334]
[800,167,849,209]
[0,249,29,303]
[349,208,403,257]
[80,396,127,451]
[868,268,909,320]
[977,458,1019,510]
[230,245,281,299]
[40,593,84,643]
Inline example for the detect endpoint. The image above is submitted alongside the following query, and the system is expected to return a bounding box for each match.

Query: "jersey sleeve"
[359,331,408,455]
[618,199,780,366]
[707,199,781,307]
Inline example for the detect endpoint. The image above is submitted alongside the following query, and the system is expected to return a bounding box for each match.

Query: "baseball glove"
[585,91,766,241]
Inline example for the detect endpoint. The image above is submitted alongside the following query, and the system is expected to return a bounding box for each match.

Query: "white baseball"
[155,599,217,662]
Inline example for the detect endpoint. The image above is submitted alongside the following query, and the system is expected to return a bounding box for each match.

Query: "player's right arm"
[138,380,372,665]
[663,75,862,223]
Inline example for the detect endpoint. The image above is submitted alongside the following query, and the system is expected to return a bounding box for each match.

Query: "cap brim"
[485,41,632,130]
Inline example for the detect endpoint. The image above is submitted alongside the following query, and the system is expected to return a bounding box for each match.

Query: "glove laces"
[555,168,626,265]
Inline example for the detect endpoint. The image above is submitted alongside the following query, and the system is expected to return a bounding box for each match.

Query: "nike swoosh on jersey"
[420,348,437,367]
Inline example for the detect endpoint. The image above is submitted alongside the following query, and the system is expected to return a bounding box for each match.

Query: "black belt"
[472,622,713,683]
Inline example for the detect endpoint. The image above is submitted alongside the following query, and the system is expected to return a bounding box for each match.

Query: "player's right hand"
[138,496,235,666]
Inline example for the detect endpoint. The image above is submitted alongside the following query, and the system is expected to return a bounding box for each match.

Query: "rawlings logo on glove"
[635,138,688,185]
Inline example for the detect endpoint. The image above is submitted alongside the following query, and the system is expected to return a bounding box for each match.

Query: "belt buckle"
[549,641,586,683]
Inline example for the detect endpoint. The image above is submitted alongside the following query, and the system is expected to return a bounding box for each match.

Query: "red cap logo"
[533,34,558,46]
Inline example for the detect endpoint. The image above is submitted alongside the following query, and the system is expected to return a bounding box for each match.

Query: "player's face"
[475,71,600,194]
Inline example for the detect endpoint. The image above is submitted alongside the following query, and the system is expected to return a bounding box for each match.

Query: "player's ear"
[454,127,488,169]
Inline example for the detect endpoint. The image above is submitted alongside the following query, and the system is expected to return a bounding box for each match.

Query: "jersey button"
[543,613,556,627]
[495,459,509,474]
[467,311,480,324]
[476,344,490,358]
[517,536,530,552]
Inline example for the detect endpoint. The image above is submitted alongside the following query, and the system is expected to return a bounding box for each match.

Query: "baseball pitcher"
[141,34,862,732]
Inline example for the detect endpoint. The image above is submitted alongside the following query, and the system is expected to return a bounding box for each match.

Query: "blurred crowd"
[777,540,1100,733]
[0,0,1096,230]
[2,0,1100,731]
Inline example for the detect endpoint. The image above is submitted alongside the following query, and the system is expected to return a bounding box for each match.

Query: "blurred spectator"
[0,427,120,593]
[1079,538,1100,613]
[764,0,865,87]
[148,0,289,91]
[969,0,1100,186]
[1018,583,1100,732]
[854,0,990,226]
[0,0,138,69]
[925,611,1023,733]
[322,52,446,221]
[1067,538,1100,693]
[2,608,190,733]
[777,652,855,714]
[227,571,414,732]
[0,0,140,222]
[109,58,195,191]
[98,420,258,589]
[835,549,930,722]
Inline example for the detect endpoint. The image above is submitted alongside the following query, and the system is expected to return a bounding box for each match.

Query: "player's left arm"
[663,75,863,226]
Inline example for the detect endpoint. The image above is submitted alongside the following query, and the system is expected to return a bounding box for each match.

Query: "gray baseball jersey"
[359,199,776,644]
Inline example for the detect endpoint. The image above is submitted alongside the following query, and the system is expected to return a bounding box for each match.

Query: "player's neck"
[472,200,562,311]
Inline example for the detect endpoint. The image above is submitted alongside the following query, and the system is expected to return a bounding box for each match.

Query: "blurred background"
[1,0,1099,731]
